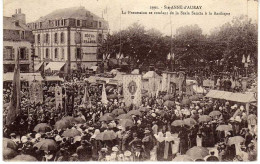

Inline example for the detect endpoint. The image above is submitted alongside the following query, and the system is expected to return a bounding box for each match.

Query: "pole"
[119,7,122,66]
[169,8,173,72]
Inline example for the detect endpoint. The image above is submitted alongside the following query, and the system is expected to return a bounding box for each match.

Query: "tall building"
[27,6,109,75]
[3,9,34,73]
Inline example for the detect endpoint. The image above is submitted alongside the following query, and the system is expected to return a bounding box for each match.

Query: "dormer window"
[76,20,81,26]
[99,22,102,28]
[15,21,19,26]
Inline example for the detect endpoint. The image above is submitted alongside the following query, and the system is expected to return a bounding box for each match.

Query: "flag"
[6,48,21,125]
[103,53,106,60]
[156,82,161,98]
[247,55,251,63]
[167,53,171,60]
[116,53,120,59]
[242,55,246,63]
[82,87,90,105]
[120,53,124,59]
[171,53,175,61]
[101,84,108,104]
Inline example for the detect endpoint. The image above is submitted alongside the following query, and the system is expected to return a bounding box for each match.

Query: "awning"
[45,76,64,82]
[3,73,44,81]
[34,62,44,71]
[45,62,65,71]
[206,90,257,103]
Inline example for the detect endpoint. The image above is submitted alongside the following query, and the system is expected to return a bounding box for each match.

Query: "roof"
[45,76,64,82]
[143,71,161,79]
[206,90,257,103]
[131,69,139,74]
[90,66,98,71]
[35,6,103,22]
[3,72,43,81]
[192,85,207,94]
[34,62,44,71]
[3,16,31,31]
[45,62,65,71]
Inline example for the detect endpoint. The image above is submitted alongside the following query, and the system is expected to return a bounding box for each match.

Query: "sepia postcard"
[2,0,258,162]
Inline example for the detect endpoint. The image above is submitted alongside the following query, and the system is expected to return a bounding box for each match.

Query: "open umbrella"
[127,110,142,116]
[99,115,114,122]
[183,118,197,126]
[139,107,150,112]
[189,95,200,101]
[181,98,191,105]
[3,148,18,160]
[74,117,86,124]
[186,146,209,160]
[216,125,233,132]
[3,138,17,150]
[10,155,37,161]
[227,136,245,146]
[61,116,77,125]
[34,139,57,151]
[163,94,174,101]
[112,109,125,116]
[172,155,193,161]
[115,114,131,120]
[198,115,212,123]
[103,113,115,118]
[171,120,185,127]
[119,119,134,128]
[62,129,82,138]
[54,120,72,130]
[95,130,117,141]
[33,123,52,133]
[163,100,175,107]
[107,94,118,99]
[209,111,222,117]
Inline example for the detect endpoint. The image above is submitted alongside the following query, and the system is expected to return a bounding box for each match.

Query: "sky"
[3,0,259,35]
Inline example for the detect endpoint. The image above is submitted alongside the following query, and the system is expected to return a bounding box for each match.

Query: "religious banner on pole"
[148,77,160,97]
[55,86,63,109]
[123,74,142,107]
[29,80,43,104]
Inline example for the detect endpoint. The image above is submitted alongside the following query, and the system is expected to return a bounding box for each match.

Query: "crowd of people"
[3,71,258,162]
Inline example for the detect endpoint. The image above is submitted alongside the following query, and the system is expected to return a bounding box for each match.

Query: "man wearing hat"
[142,129,155,160]
[129,132,143,161]
[76,140,92,161]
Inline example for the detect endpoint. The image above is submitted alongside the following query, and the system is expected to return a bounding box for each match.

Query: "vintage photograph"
[2,0,258,162]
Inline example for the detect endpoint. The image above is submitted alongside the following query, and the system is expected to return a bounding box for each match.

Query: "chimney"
[12,8,26,24]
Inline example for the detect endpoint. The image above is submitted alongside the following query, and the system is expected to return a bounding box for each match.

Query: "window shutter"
[75,48,77,59]
[3,47,7,60]
[12,48,15,59]
[26,48,29,59]
[81,49,83,59]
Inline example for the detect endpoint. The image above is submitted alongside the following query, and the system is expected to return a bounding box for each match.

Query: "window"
[57,20,60,26]
[19,48,28,60]
[76,48,81,59]
[61,48,65,60]
[37,34,40,43]
[54,48,59,59]
[99,22,102,28]
[76,20,81,26]
[90,22,93,27]
[21,31,25,39]
[38,48,41,59]
[54,33,58,43]
[39,22,42,28]
[3,46,14,60]
[60,32,64,43]
[45,48,49,58]
[45,33,49,43]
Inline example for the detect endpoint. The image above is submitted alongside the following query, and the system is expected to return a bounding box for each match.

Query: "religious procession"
[2,0,258,162]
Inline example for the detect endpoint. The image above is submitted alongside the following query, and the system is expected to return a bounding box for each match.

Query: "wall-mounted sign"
[82,32,97,44]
